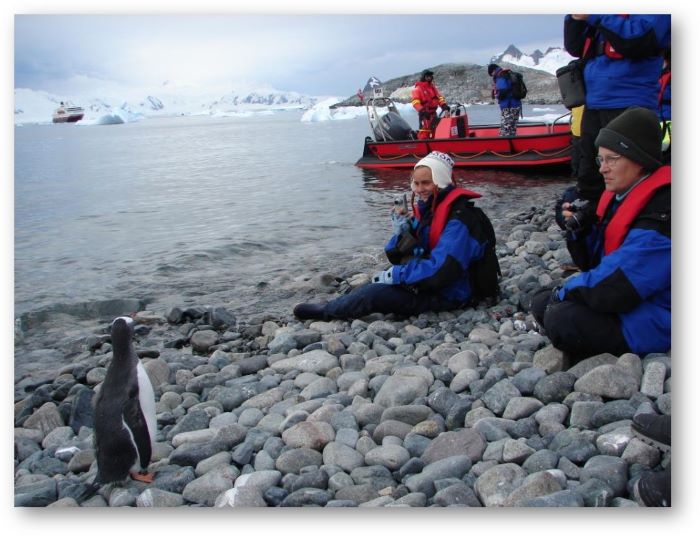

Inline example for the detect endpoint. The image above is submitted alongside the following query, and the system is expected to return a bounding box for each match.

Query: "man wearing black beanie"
[530,107,671,366]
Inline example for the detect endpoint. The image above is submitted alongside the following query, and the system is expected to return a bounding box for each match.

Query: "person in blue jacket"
[563,14,671,212]
[487,63,521,137]
[531,107,670,360]
[293,151,497,320]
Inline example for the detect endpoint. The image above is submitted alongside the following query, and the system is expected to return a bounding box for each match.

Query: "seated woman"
[294,151,499,320]
[531,107,671,360]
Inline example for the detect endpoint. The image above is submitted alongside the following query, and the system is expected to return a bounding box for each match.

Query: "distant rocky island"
[332,62,563,108]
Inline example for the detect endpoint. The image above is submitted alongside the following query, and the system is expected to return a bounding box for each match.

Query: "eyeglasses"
[595,154,623,167]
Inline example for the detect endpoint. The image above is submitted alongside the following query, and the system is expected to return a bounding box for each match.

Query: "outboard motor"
[373,111,414,142]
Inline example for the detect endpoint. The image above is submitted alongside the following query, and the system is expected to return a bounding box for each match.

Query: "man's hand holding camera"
[562,198,595,234]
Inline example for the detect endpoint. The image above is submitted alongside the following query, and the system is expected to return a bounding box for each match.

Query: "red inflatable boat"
[355,96,572,170]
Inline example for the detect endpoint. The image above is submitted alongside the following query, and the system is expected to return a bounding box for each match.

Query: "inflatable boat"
[355,96,572,170]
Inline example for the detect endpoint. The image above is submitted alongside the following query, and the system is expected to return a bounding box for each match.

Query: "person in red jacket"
[411,69,450,139]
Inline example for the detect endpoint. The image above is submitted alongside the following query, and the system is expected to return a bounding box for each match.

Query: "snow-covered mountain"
[14,84,324,126]
[492,44,575,75]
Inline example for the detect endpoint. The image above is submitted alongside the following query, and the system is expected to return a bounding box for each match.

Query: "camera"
[568,199,590,213]
[565,198,593,233]
[394,194,408,213]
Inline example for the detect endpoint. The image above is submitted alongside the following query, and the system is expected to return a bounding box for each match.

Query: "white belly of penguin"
[136,361,157,445]
[121,417,143,471]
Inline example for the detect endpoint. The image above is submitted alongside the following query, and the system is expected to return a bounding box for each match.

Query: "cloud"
[15,14,568,95]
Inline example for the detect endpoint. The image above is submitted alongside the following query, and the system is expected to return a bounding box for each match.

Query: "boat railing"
[366,96,402,142]
[549,111,572,133]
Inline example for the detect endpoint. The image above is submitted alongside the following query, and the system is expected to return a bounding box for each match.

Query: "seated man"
[531,107,671,360]
[294,151,499,320]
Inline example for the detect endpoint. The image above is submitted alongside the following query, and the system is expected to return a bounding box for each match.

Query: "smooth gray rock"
[270,350,339,375]
[502,397,544,420]
[421,429,487,464]
[574,365,640,399]
[569,401,605,429]
[374,375,430,408]
[533,372,577,403]
[580,455,629,497]
[567,354,619,379]
[511,367,547,395]
[504,470,564,506]
[481,379,521,415]
[640,362,666,399]
[136,488,185,507]
[380,405,434,425]
[182,465,239,506]
[275,448,323,475]
[474,463,527,507]
[322,442,365,473]
[515,489,585,507]
[282,421,335,450]
[334,484,379,504]
[522,449,560,474]
[432,482,481,507]
[405,455,472,497]
[364,444,410,471]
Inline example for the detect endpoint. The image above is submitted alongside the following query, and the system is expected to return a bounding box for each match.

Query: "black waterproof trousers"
[530,289,631,360]
[324,283,458,320]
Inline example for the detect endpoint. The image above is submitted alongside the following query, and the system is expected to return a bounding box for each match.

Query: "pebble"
[13,205,672,508]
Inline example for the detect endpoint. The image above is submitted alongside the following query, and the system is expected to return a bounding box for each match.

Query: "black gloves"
[565,199,595,233]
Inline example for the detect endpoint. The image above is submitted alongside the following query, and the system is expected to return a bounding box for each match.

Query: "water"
[14,104,572,319]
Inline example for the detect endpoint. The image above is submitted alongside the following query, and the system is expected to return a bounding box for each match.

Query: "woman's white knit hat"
[414,151,454,188]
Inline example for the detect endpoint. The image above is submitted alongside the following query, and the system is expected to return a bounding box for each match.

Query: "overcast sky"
[15,14,567,96]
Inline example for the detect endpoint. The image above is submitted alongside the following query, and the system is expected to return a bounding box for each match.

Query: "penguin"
[93,316,157,484]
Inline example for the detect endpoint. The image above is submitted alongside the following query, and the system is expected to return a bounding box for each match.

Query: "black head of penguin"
[98,316,138,399]
[110,316,136,360]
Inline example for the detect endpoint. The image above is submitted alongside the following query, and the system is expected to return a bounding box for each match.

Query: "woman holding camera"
[293,151,498,320]
[531,107,671,360]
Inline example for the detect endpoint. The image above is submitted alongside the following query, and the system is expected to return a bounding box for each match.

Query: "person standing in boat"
[530,107,670,362]
[293,151,499,320]
[411,69,450,140]
[562,14,671,213]
[487,63,522,137]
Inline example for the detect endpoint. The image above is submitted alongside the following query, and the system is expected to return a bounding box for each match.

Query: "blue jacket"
[564,15,671,110]
[659,69,671,121]
[558,179,671,355]
[384,186,487,304]
[492,68,521,109]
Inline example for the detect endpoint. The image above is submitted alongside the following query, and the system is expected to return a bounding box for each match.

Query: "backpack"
[464,203,502,302]
[504,70,528,100]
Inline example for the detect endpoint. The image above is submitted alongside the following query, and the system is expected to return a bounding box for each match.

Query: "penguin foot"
[131,471,155,483]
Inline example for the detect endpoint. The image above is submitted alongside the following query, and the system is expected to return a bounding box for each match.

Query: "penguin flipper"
[123,397,152,471]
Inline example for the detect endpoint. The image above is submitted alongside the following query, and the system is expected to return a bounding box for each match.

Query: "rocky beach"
[13,203,671,508]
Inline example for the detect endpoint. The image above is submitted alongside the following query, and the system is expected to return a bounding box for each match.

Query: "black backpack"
[465,203,502,302]
[504,70,528,100]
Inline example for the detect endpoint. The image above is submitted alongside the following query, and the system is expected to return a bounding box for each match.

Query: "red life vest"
[414,188,482,250]
[595,165,671,254]
[583,15,629,60]
[411,81,446,113]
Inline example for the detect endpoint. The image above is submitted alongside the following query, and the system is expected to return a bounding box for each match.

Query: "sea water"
[14,104,571,319]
